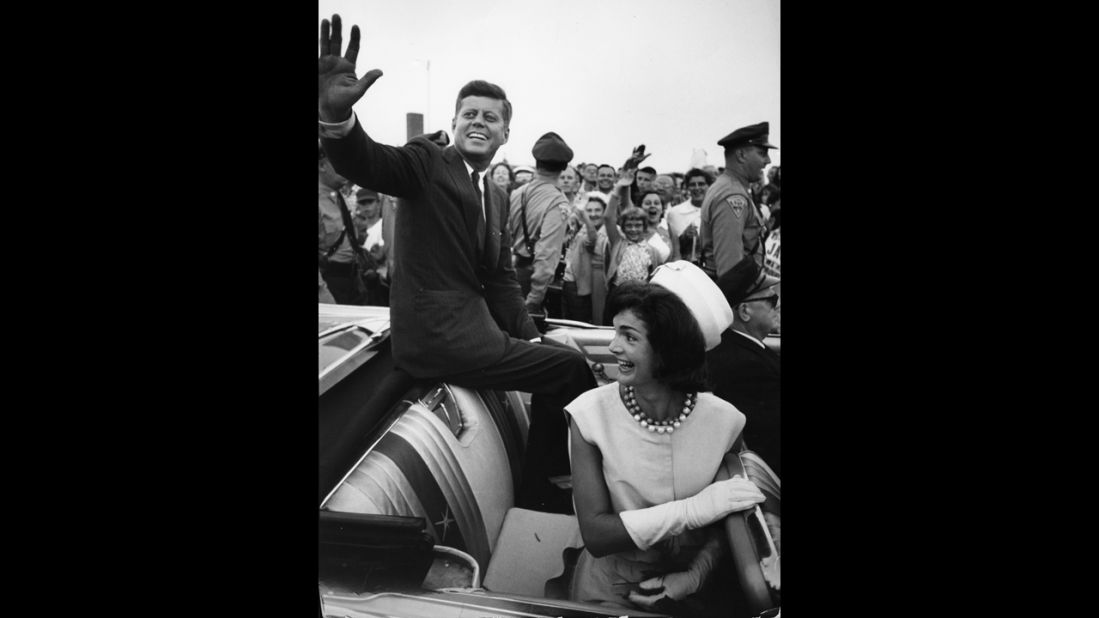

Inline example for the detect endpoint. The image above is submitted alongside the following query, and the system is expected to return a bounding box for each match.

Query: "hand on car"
[319,14,384,122]
[683,475,766,528]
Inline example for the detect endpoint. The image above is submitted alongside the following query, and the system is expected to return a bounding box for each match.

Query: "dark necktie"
[472,170,486,251]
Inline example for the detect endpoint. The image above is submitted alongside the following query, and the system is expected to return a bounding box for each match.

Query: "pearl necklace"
[622,385,697,434]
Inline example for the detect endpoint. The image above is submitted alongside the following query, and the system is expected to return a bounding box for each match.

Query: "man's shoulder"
[529,180,566,204]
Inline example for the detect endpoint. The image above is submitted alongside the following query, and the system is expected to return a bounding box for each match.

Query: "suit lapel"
[442,147,483,258]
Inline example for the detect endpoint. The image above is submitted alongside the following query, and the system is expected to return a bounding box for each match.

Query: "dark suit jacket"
[706,328,781,474]
[323,121,538,378]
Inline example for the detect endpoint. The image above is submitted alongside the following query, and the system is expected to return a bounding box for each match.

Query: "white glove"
[619,476,765,550]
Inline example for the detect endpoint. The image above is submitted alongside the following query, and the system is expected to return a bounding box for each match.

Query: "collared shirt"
[508,178,569,308]
[318,185,354,264]
[460,158,487,221]
[730,327,767,349]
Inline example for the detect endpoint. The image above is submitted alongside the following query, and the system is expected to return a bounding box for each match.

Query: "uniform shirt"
[508,178,569,308]
[318,185,355,264]
[699,172,766,277]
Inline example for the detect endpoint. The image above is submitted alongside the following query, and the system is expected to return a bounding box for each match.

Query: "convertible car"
[318,303,781,618]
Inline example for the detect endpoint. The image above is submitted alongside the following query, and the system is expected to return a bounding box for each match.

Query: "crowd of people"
[320,140,782,327]
[318,13,780,616]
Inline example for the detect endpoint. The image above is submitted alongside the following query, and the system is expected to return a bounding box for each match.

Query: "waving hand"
[318,14,384,122]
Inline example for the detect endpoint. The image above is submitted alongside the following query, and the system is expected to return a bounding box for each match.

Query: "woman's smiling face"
[609,309,656,387]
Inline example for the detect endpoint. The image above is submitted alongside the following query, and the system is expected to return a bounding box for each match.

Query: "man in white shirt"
[666,167,714,263]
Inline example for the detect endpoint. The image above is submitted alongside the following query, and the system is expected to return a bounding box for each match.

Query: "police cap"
[531,131,574,165]
[717,258,781,306]
[717,122,778,150]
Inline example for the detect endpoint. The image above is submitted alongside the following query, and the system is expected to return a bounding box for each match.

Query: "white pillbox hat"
[648,261,733,351]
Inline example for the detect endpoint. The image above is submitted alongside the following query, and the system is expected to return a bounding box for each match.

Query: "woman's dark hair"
[639,190,667,207]
[489,162,514,182]
[683,167,715,186]
[585,194,608,209]
[606,281,708,392]
[760,183,781,205]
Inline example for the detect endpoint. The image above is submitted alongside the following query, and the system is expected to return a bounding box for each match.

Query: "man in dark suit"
[708,258,781,475]
[317,15,594,512]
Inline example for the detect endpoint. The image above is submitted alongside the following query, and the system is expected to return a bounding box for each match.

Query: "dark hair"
[606,281,708,392]
[489,162,514,182]
[585,195,608,209]
[759,183,781,205]
[684,167,714,186]
[639,190,667,207]
[638,166,657,176]
[597,164,617,174]
[455,80,512,124]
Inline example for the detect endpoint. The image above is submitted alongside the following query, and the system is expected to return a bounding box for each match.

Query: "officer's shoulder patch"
[726,195,748,218]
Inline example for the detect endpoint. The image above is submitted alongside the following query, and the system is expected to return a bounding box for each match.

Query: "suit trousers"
[437,335,596,510]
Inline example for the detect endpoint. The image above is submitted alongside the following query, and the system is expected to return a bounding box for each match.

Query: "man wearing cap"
[699,121,777,278]
[508,132,573,316]
[709,257,781,475]
[352,186,390,306]
[317,143,363,305]
[317,15,596,512]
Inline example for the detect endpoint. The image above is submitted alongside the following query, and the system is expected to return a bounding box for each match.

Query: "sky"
[318,0,780,175]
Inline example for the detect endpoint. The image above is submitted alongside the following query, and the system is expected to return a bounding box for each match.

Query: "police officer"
[699,122,778,278]
[508,131,574,316]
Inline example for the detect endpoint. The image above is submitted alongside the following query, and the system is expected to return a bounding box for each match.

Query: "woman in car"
[566,280,765,613]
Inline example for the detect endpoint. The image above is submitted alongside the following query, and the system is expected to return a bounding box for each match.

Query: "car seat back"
[321,385,529,571]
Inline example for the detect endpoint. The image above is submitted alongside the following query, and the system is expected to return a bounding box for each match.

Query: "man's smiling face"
[452,96,509,167]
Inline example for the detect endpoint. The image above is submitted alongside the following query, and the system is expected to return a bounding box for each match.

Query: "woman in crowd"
[602,170,662,324]
[639,190,672,264]
[489,161,515,197]
[562,193,608,324]
[566,280,765,613]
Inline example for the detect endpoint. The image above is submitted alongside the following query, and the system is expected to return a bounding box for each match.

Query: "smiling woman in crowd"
[602,170,663,323]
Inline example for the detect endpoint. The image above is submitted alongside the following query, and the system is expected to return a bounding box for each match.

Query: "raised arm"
[318,14,384,123]
[603,169,635,247]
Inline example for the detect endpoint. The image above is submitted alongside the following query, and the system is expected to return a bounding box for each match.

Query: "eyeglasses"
[357,198,378,205]
[742,293,779,308]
